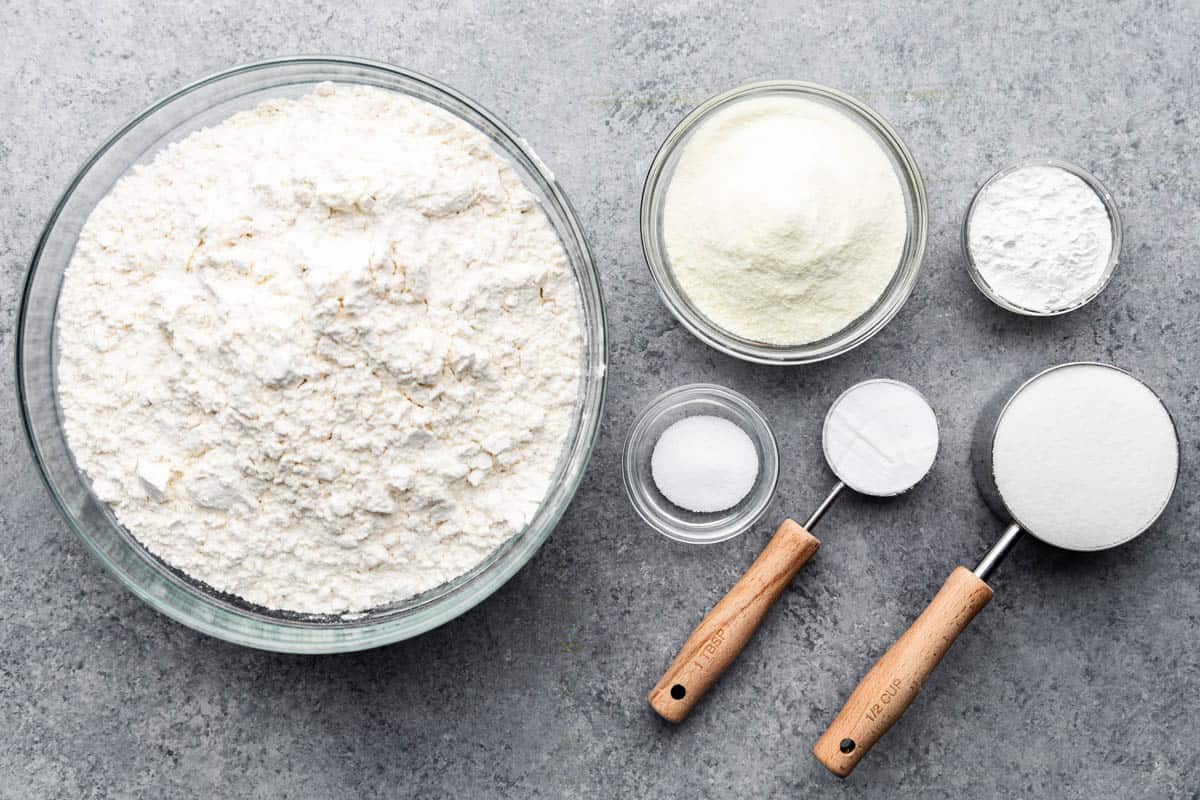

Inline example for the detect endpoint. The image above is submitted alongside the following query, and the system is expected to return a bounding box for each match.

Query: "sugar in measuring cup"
[814,362,1179,777]
[649,379,939,722]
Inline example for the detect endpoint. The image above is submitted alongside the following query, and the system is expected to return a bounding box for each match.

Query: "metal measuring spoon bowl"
[822,379,940,499]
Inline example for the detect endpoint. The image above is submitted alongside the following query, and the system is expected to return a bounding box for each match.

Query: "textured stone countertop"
[3,2,1198,797]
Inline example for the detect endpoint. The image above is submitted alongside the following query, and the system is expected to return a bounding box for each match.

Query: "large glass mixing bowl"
[16,57,607,653]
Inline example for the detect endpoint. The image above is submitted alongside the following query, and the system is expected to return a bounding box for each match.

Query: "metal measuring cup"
[814,362,1180,777]
[649,379,939,723]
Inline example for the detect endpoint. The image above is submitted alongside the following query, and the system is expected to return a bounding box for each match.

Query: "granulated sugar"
[992,364,1177,550]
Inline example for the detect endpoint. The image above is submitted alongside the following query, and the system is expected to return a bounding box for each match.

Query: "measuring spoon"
[649,379,939,722]
[814,362,1179,776]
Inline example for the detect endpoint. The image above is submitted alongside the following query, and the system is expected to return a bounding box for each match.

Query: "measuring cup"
[649,379,939,722]
[814,362,1180,777]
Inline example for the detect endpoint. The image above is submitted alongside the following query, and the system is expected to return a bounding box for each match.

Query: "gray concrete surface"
[3,1,1199,797]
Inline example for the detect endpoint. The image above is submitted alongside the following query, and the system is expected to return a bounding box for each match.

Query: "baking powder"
[56,84,583,615]
[822,380,939,497]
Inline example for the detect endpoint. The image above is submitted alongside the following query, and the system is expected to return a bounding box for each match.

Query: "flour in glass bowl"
[55,83,584,616]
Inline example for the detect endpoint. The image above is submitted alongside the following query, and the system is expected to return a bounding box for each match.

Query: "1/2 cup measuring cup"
[814,362,1180,776]
[649,379,939,722]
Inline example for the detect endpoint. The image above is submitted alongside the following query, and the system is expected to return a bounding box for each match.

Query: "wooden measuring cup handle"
[813,566,993,776]
[648,519,820,723]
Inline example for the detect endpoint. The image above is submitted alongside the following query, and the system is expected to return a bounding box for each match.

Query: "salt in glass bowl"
[623,384,779,544]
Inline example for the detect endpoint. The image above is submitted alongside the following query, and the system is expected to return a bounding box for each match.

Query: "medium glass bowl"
[16,56,607,653]
[640,80,928,365]
[962,158,1123,316]
[623,384,779,544]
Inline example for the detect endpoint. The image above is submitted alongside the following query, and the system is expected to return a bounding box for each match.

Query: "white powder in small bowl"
[651,416,759,513]
[967,164,1115,314]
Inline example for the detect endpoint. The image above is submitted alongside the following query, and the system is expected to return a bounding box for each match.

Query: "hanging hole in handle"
[670,684,686,700]
[839,738,856,754]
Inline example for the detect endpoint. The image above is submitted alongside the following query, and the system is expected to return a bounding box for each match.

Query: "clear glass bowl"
[16,56,607,653]
[640,81,928,365]
[622,384,779,544]
[962,158,1123,316]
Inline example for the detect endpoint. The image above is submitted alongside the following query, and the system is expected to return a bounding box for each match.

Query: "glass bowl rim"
[621,382,780,544]
[961,158,1123,317]
[15,55,608,653]
[639,79,929,366]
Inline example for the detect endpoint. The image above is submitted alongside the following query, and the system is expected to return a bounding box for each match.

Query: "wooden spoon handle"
[813,566,993,777]
[648,519,820,723]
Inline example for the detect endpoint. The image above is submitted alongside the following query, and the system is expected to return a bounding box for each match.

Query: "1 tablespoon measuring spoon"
[649,379,939,722]
[813,362,1180,777]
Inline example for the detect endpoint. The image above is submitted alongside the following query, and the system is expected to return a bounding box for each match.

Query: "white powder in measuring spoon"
[663,94,907,345]
[823,380,939,497]
[651,416,759,513]
[967,165,1114,313]
[993,364,1178,550]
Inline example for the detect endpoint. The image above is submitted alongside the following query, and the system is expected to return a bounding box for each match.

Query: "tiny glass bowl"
[623,384,779,544]
[640,80,928,365]
[962,158,1123,316]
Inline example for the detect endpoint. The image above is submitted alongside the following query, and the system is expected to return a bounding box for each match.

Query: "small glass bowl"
[640,80,928,365]
[623,384,779,544]
[962,158,1123,316]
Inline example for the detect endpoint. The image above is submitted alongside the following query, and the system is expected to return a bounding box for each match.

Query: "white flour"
[56,83,583,615]
[662,94,907,345]
[992,365,1177,550]
[967,165,1114,313]
[822,380,938,497]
